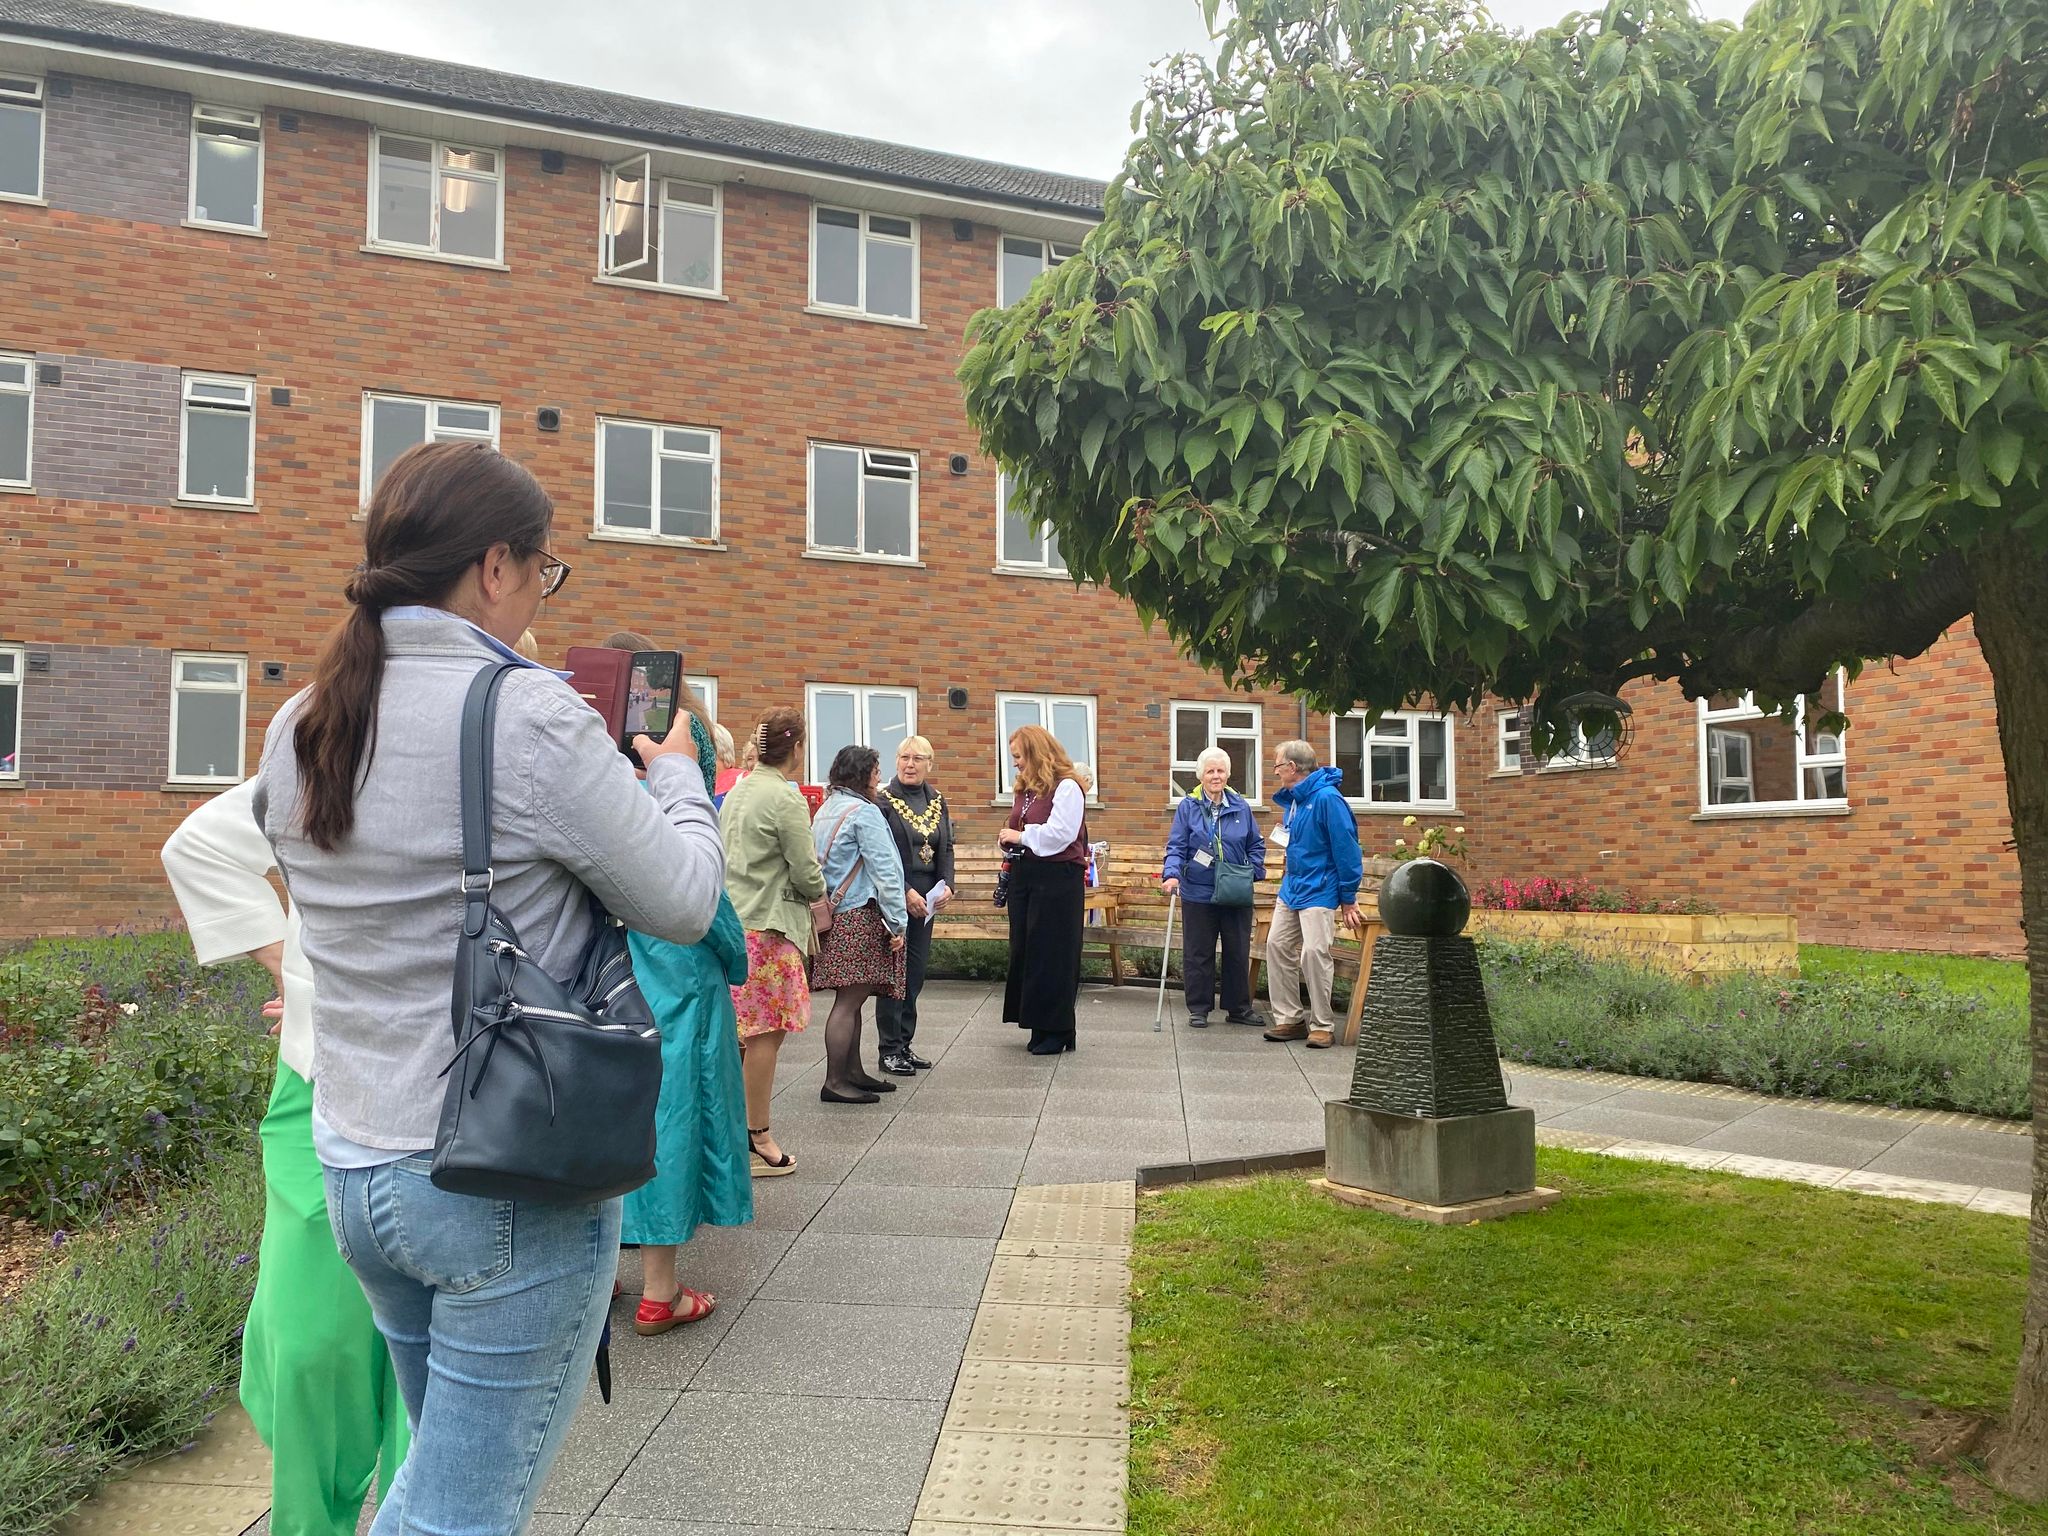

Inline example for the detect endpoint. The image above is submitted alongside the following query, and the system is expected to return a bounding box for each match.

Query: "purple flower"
[50,1230,67,1250]
[122,1333,137,1354]
[231,1253,251,1268]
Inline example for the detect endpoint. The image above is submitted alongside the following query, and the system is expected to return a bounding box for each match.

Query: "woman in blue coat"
[1160,746,1267,1029]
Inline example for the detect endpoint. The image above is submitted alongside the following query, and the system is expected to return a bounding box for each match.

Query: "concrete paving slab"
[811,1183,1017,1238]
[1001,1202,1135,1247]
[981,1253,1128,1309]
[535,1387,676,1516]
[745,1175,838,1232]
[1596,1140,1730,1170]
[1713,1153,1849,1188]
[758,1232,997,1309]
[1862,1124,2033,1193]
[914,1430,1125,1531]
[668,1226,799,1304]
[598,1391,943,1531]
[585,1521,895,1536]
[602,1293,744,1392]
[1691,1110,1911,1167]
[1545,1103,1753,1146]
[1592,1086,1764,1126]
[693,1299,975,1401]
[965,1303,1130,1368]
[873,1113,1041,1153]
[1186,1118,1327,1161]
[1019,1144,1172,1189]
[899,1084,1052,1118]
[1836,1170,1983,1206]
[939,1359,1130,1439]
[1969,1187,2031,1218]
[846,1143,1029,1189]
[1028,1116,1190,1153]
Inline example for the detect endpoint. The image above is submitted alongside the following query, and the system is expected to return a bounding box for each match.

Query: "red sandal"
[633,1285,717,1336]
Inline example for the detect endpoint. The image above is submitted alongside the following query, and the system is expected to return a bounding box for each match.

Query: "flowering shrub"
[1475,876,1716,915]
[1389,816,1467,863]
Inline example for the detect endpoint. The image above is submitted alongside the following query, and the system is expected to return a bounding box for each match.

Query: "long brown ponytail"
[294,441,553,850]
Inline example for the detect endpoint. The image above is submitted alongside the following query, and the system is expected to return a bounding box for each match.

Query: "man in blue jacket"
[1262,739,1363,1048]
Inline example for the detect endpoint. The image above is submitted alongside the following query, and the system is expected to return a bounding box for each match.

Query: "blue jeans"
[324,1156,620,1536]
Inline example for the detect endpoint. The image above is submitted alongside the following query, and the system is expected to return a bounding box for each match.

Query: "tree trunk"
[1973,530,2048,1500]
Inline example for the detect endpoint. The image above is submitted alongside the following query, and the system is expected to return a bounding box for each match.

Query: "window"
[0,352,31,487]
[998,234,1082,307]
[361,394,498,502]
[597,419,718,542]
[998,693,1098,797]
[811,206,917,320]
[805,684,915,784]
[687,675,716,721]
[1171,702,1262,801]
[179,373,254,504]
[1698,671,1848,812]
[1332,711,1454,808]
[370,133,502,261]
[997,472,1066,573]
[169,654,247,786]
[190,105,262,229]
[600,159,720,292]
[1497,708,1618,773]
[809,443,917,561]
[0,76,43,201]
[0,644,21,780]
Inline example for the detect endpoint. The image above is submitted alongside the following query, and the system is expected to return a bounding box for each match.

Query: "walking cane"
[1153,892,1179,1031]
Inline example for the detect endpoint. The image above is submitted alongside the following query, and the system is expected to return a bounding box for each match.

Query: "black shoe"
[820,1085,879,1104]
[1027,1040,1065,1055]
[879,1051,918,1077]
[1226,1011,1267,1028]
[853,1073,898,1093]
[905,1049,933,1070]
[1187,1013,1210,1029]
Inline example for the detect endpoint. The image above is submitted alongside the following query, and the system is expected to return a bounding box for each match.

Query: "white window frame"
[0,75,45,204]
[594,417,721,545]
[996,692,1099,799]
[0,351,33,489]
[687,675,717,721]
[359,392,499,506]
[168,652,247,787]
[367,130,505,263]
[599,157,723,295]
[804,683,917,784]
[188,103,263,231]
[0,643,22,781]
[1496,707,1618,774]
[996,471,1067,575]
[997,234,1083,306]
[809,204,920,322]
[1696,672,1849,814]
[1331,709,1456,810]
[1170,701,1263,803]
[806,442,919,563]
[178,372,256,506]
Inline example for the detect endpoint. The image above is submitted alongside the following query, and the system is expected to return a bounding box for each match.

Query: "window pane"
[812,446,859,549]
[0,103,38,198]
[667,180,716,208]
[439,173,499,259]
[662,204,716,290]
[1370,742,1409,802]
[869,215,913,240]
[863,473,912,557]
[180,659,242,685]
[865,236,914,317]
[1043,524,1064,572]
[0,675,16,776]
[1333,717,1366,799]
[174,691,241,779]
[433,404,494,436]
[1221,736,1254,794]
[1707,727,1755,804]
[187,378,249,403]
[999,476,1040,564]
[1220,709,1256,731]
[1174,708,1207,762]
[662,429,712,457]
[1002,697,1042,740]
[1000,240,1043,307]
[657,454,715,539]
[605,163,652,274]
[193,128,260,226]
[601,421,653,530]
[1051,702,1091,766]
[811,691,857,779]
[376,139,433,246]
[368,397,428,494]
[814,210,860,308]
[0,391,27,483]
[1417,719,1448,802]
[184,408,250,500]
[868,694,911,764]
[442,146,495,173]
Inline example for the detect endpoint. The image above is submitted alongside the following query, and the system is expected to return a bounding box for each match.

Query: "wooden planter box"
[1463,909,1798,978]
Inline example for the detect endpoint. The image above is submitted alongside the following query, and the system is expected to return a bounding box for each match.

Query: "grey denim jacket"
[255,616,725,1150]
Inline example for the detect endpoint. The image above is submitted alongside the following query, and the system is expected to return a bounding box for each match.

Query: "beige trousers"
[1266,900,1337,1032]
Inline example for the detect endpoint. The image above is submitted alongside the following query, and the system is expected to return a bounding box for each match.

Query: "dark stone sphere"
[1377,858,1471,937]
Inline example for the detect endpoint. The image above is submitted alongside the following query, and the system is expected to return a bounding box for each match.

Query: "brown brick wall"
[0,82,2023,956]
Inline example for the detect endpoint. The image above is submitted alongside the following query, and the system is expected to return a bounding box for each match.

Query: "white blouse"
[1019,779,1087,857]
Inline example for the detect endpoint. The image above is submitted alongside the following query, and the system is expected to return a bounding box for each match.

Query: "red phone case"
[563,647,632,743]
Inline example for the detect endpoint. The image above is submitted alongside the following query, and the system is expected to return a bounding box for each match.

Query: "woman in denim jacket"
[1161,746,1268,1029]
[811,745,909,1104]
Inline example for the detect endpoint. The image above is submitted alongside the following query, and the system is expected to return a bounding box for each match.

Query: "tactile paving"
[1011,1180,1136,1209]
[126,1409,271,1489]
[983,1254,1128,1309]
[966,1302,1130,1367]
[914,1429,1127,1530]
[58,1480,270,1536]
[942,1358,1130,1438]
[996,1238,1131,1262]
[1002,1200,1136,1247]
[1714,1153,1847,1188]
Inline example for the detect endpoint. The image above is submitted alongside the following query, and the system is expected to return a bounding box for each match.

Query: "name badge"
[1271,827,1290,848]
[1193,849,1214,868]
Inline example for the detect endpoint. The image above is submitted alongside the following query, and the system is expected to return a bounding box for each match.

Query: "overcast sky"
[145,0,1751,181]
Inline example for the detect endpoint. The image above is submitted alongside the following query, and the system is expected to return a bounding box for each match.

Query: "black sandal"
[748,1126,796,1178]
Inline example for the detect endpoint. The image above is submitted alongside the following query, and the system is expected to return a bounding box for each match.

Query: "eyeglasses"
[898,751,933,762]
[537,555,571,599]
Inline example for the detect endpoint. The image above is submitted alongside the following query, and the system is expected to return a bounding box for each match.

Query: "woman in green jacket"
[720,705,827,1176]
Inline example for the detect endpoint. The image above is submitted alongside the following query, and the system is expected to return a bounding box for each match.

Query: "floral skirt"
[810,901,906,998]
[732,930,811,1040]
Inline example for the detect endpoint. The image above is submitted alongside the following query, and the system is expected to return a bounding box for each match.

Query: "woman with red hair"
[997,724,1089,1055]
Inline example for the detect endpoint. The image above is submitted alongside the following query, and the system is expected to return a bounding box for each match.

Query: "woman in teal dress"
[605,632,754,1335]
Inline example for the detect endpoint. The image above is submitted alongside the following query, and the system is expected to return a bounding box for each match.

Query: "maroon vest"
[1009,785,1090,865]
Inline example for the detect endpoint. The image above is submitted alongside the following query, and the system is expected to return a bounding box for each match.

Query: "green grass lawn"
[1801,945,2031,1013]
[1130,1153,2044,1536]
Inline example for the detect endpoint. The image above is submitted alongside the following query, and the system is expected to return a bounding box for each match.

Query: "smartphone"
[564,647,683,767]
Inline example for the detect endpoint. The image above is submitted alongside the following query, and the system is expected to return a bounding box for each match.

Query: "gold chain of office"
[883,790,945,840]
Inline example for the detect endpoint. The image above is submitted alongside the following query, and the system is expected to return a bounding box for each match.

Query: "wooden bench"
[931,847,1125,976]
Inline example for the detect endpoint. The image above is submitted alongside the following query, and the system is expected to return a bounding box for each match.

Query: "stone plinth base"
[1326,1100,1537,1206]
[1313,1178,1562,1226]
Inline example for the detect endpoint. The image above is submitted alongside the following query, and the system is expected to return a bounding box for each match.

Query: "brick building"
[0,1,2021,955]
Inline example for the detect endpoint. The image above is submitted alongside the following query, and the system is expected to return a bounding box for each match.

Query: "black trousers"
[1180,898,1253,1017]
[1002,856,1085,1050]
[876,872,937,1052]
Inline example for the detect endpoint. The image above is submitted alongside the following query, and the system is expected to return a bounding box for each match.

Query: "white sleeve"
[1020,779,1086,857]
[159,779,287,966]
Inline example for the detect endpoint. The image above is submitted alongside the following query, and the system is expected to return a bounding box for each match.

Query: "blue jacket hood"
[1276,765,1346,808]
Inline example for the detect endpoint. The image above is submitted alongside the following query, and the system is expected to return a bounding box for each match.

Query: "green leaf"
[1365,563,1406,633]
[1978,421,2024,486]
[1080,416,1109,475]
[1184,432,1222,477]
[1145,421,1177,474]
